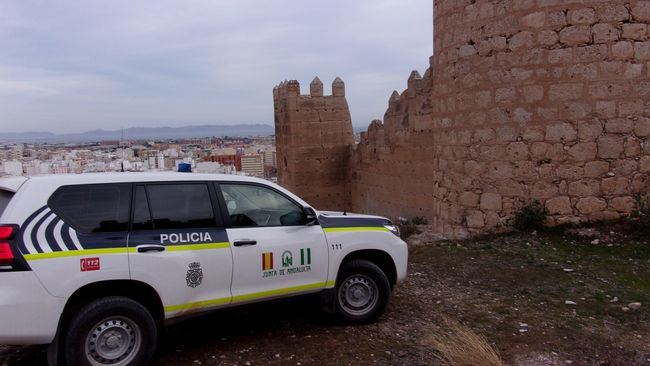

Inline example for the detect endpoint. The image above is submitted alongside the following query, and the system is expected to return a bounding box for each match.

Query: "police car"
[0,173,407,366]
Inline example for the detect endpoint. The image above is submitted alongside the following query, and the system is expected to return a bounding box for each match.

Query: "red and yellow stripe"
[262,252,273,270]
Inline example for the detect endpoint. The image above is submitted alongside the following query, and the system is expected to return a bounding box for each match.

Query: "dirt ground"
[2,226,649,366]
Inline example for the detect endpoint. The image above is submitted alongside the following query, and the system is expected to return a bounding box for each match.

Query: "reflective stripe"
[23,242,231,260]
[23,247,134,260]
[164,281,328,314]
[322,227,389,233]
[325,280,336,288]
[165,242,230,252]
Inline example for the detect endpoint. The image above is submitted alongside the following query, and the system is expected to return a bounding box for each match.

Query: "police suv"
[0,173,408,366]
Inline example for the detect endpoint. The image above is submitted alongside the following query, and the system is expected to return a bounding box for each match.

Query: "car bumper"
[0,272,65,345]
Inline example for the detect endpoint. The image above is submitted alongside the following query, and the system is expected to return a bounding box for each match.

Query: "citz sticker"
[186,262,203,288]
[80,257,100,272]
[263,248,312,279]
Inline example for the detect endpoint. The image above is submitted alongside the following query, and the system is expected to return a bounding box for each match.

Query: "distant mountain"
[0,124,275,143]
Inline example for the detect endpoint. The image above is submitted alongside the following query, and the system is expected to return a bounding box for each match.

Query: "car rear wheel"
[63,296,157,366]
[335,259,391,324]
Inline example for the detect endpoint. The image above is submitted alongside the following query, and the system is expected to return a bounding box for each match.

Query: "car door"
[127,182,233,318]
[217,182,329,305]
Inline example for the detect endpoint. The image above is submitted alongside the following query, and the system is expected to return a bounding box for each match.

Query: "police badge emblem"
[186,262,203,288]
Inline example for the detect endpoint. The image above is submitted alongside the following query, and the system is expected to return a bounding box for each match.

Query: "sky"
[0,0,432,134]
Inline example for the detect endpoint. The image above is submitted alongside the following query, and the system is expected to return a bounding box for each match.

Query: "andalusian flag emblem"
[300,248,311,265]
[262,252,274,270]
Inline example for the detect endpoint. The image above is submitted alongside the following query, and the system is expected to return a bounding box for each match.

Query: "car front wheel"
[63,296,157,366]
[335,259,391,324]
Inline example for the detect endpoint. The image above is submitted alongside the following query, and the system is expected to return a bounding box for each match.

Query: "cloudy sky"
[0,1,432,133]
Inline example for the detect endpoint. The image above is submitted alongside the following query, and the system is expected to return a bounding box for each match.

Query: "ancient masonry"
[274,0,650,239]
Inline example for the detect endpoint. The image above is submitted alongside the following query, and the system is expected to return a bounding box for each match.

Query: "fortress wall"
[275,0,650,238]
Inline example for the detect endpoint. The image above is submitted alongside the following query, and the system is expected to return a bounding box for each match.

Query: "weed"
[512,200,548,232]
[427,322,504,366]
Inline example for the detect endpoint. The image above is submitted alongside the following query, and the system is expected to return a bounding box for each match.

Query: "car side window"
[145,183,217,230]
[220,184,305,227]
[48,183,131,233]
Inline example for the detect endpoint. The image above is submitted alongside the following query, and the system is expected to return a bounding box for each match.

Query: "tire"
[63,296,157,366]
[334,259,391,324]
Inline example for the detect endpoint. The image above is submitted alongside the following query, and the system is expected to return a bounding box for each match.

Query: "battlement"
[273,77,346,101]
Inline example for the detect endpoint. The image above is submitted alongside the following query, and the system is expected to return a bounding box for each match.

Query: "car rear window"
[0,189,14,218]
[139,183,217,230]
[48,184,132,233]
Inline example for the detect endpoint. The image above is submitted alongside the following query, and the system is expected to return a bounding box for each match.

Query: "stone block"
[622,24,648,41]
[641,156,650,173]
[459,191,480,207]
[576,197,607,214]
[538,30,559,46]
[635,41,650,60]
[635,117,650,137]
[578,119,603,141]
[592,23,620,44]
[546,196,572,215]
[559,25,593,45]
[631,1,650,21]
[605,118,634,133]
[546,122,578,142]
[480,193,502,211]
[597,135,625,158]
[601,177,629,195]
[568,8,597,25]
[466,210,485,228]
[584,161,609,178]
[506,142,529,160]
[568,180,600,197]
[610,196,636,213]
[568,142,597,161]
[612,41,634,59]
[522,11,546,28]
[549,83,583,101]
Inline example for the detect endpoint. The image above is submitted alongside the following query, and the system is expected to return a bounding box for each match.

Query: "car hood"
[317,211,392,228]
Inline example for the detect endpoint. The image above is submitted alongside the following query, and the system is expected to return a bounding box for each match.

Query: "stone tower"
[273,77,355,210]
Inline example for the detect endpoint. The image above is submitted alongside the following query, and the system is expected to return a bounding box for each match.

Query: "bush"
[631,193,650,234]
[398,221,420,239]
[411,216,429,225]
[512,200,548,231]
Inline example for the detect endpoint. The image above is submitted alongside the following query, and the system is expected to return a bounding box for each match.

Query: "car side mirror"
[302,207,318,226]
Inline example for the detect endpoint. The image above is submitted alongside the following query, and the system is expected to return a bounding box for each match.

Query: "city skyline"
[0,0,432,134]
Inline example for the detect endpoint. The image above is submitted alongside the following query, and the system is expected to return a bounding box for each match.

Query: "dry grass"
[427,322,504,366]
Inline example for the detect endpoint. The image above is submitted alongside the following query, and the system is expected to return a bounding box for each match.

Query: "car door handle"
[233,240,257,247]
[136,245,166,253]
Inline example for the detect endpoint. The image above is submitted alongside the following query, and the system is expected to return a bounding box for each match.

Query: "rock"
[622,306,630,312]
[610,297,619,303]
[563,268,575,272]
[591,239,600,245]
[629,302,642,310]
[565,300,577,305]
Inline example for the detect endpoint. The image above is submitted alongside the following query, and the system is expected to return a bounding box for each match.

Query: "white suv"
[0,172,408,366]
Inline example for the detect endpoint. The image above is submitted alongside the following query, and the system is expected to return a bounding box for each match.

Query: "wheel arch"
[339,249,397,287]
[60,280,165,329]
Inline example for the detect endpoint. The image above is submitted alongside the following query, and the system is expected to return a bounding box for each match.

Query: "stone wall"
[275,0,650,239]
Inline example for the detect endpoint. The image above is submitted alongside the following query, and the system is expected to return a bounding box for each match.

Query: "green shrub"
[411,216,429,225]
[512,200,548,231]
[632,193,650,235]
[398,220,421,239]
